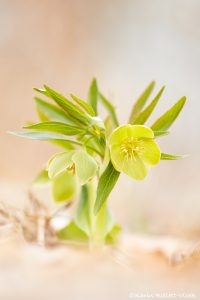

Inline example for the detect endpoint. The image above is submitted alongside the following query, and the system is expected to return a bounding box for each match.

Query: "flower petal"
[48,151,75,179]
[123,155,147,180]
[109,125,129,146]
[110,147,148,180]
[127,125,154,139]
[139,139,161,165]
[109,144,125,170]
[109,124,154,147]
[52,170,77,202]
[72,150,98,185]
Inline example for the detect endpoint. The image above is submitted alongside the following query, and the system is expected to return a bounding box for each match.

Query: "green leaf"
[34,97,76,125]
[50,139,75,150]
[94,204,114,239]
[92,135,105,154]
[72,151,98,185]
[99,93,119,127]
[9,131,76,141]
[94,161,120,214]
[35,86,90,125]
[44,85,90,123]
[133,86,165,125]
[70,94,95,116]
[25,121,85,136]
[104,116,115,137]
[75,184,91,236]
[52,170,77,202]
[51,139,103,157]
[88,78,98,115]
[48,151,74,179]
[151,96,186,131]
[153,130,169,137]
[36,107,49,122]
[129,81,155,123]
[58,221,88,242]
[10,130,103,157]
[33,169,50,184]
[161,152,186,160]
[78,134,104,158]
[106,224,121,245]
[75,184,114,241]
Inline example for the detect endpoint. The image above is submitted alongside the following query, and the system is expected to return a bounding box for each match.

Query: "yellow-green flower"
[109,124,161,180]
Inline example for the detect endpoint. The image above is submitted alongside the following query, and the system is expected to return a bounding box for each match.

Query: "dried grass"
[0,190,200,267]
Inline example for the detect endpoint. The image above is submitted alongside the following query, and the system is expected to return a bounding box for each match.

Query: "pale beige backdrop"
[1,0,200,235]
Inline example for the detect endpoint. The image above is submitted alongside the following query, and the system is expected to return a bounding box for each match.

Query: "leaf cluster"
[10,79,186,244]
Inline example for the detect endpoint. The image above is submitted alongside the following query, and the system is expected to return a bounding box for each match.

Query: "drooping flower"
[109,124,161,180]
[47,149,98,202]
[48,150,98,185]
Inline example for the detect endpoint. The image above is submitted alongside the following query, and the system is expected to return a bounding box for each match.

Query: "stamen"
[67,163,75,174]
[120,137,144,159]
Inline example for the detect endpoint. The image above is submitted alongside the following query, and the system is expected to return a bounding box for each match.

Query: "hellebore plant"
[109,125,160,180]
[11,80,186,246]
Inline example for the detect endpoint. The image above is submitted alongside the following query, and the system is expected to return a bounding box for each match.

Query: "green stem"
[87,180,96,240]
[75,177,114,248]
[90,179,116,248]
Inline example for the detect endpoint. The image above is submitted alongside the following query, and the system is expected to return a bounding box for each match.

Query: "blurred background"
[1,0,200,236]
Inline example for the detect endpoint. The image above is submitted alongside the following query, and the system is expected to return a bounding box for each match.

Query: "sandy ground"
[0,233,200,300]
[0,181,200,300]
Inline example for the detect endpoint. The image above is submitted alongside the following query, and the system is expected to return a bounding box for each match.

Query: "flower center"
[120,137,144,159]
[67,163,75,174]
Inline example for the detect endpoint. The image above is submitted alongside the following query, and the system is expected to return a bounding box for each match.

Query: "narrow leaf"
[88,78,98,115]
[133,86,165,125]
[52,139,102,157]
[34,97,76,125]
[9,131,77,141]
[11,130,104,158]
[43,86,85,116]
[129,81,155,123]
[94,161,120,215]
[70,94,95,116]
[36,107,49,122]
[99,93,119,127]
[50,139,75,150]
[151,96,186,131]
[153,130,169,137]
[78,134,104,158]
[35,86,90,125]
[104,116,116,137]
[25,121,85,136]
[161,153,186,160]
[10,131,95,151]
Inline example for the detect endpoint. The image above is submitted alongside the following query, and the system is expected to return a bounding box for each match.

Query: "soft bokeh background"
[1,0,200,236]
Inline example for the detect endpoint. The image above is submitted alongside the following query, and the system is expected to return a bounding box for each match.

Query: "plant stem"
[75,179,114,248]
[87,179,113,248]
